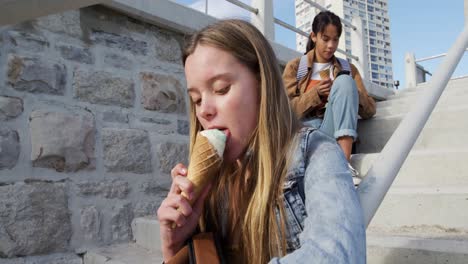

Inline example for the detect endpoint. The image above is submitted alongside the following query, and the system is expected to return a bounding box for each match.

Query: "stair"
[352,76,468,263]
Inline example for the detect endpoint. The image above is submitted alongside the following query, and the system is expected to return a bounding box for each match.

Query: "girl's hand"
[316,78,332,97]
[157,163,212,262]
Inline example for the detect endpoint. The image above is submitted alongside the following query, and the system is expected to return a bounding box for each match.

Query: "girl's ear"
[310,32,317,44]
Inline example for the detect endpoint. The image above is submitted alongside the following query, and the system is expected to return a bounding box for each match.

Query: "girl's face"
[311,24,340,63]
[185,44,260,163]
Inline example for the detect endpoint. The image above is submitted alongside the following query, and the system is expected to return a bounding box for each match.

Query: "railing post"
[351,16,369,80]
[405,52,417,88]
[251,0,274,40]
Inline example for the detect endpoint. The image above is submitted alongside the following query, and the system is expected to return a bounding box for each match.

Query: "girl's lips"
[222,129,231,141]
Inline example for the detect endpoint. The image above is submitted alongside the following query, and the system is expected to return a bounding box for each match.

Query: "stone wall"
[0,6,189,262]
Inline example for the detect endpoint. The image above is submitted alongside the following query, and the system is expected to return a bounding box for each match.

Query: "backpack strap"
[336,57,351,73]
[295,54,309,95]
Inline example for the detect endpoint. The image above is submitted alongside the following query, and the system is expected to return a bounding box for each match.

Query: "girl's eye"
[215,85,230,94]
[192,98,201,106]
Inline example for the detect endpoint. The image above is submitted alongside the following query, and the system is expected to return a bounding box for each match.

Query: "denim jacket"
[269,127,366,264]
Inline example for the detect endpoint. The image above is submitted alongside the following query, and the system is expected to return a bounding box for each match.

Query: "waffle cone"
[319,68,330,79]
[183,133,222,204]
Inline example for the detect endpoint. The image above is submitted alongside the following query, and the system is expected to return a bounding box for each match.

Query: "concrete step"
[391,76,468,99]
[131,217,161,252]
[375,83,468,113]
[367,234,468,264]
[366,187,468,239]
[84,243,163,264]
[357,105,468,153]
[351,150,468,187]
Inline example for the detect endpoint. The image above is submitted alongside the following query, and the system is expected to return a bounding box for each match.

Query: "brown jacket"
[283,49,376,120]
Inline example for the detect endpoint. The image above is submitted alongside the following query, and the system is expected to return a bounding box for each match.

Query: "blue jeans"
[303,75,359,141]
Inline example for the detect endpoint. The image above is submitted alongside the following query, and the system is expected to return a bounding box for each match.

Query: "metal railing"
[405,48,468,87]
[194,0,362,62]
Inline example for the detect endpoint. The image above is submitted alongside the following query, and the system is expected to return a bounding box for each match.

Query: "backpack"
[295,55,352,95]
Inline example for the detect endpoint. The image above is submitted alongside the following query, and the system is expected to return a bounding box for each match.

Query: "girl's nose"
[199,98,216,121]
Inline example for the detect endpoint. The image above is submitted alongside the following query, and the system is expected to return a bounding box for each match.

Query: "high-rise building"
[295,0,394,88]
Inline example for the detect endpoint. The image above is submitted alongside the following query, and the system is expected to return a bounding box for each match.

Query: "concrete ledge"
[131,217,161,252]
[0,0,107,26]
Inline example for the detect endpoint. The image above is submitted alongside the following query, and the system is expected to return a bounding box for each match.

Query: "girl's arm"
[283,58,324,119]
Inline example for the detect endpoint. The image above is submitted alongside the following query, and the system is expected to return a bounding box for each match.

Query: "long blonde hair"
[183,19,300,263]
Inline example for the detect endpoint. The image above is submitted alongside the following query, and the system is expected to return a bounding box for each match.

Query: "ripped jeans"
[303,75,359,141]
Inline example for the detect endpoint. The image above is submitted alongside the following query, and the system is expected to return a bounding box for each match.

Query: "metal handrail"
[358,25,468,227]
[218,0,360,61]
[224,0,258,14]
[416,48,468,62]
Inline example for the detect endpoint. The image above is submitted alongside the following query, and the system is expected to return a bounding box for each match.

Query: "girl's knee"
[332,75,357,96]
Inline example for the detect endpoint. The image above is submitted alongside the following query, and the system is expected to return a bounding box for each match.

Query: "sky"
[172,0,467,89]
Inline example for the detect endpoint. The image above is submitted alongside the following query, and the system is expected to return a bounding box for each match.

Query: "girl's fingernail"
[181,168,187,174]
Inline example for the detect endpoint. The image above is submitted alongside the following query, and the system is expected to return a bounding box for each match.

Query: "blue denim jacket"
[269,127,366,264]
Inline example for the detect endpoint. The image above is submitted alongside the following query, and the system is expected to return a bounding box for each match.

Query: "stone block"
[133,201,161,218]
[7,55,66,95]
[0,96,23,121]
[103,53,133,70]
[29,110,95,172]
[156,142,188,174]
[177,120,189,136]
[90,30,148,56]
[5,30,49,53]
[140,179,170,196]
[74,70,134,108]
[80,206,101,242]
[102,128,152,174]
[140,117,171,125]
[77,180,130,199]
[154,31,182,63]
[110,203,133,242]
[0,181,71,257]
[0,129,20,170]
[34,10,82,38]
[58,45,94,64]
[102,111,129,124]
[140,72,186,113]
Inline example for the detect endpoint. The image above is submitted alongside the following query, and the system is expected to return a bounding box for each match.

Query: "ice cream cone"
[183,133,223,204]
[319,68,330,79]
[171,130,225,228]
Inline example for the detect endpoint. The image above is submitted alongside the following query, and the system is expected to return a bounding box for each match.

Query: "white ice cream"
[200,129,226,158]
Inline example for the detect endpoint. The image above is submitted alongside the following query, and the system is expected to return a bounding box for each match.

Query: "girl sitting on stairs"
[282,11,376,185]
